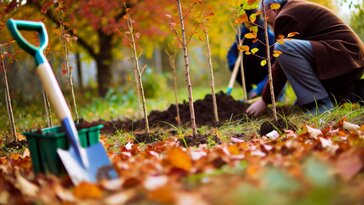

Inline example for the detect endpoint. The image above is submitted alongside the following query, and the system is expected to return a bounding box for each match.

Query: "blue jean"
[274,39,330,106]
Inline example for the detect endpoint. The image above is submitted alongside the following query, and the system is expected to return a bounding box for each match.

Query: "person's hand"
[246,98,267,117]
[248,91,258,99]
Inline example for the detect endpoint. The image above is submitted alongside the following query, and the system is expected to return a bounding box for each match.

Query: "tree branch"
[27,0,97,58]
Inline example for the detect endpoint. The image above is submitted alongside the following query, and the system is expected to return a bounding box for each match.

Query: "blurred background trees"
[0,0,361,102]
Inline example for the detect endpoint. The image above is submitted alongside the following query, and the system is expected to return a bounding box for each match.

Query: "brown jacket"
[262,0,364,104]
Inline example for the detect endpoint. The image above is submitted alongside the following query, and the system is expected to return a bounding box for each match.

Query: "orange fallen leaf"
[104,190,136,205]
[144,175,168,190]
[73,182,103,200]
[306,125,323,139]
[147,185,175,204]
[166,147,192,171]
[343,121,360,131]
[176,191,208,205]
[335,150,363,181]
[15,173,39,197]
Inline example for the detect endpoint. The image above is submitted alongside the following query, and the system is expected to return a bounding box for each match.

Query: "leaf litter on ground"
[0,118,363,204]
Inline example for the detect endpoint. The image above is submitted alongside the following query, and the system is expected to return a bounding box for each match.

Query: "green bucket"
[23,124,104,176]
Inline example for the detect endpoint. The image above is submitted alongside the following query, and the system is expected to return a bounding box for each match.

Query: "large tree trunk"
[76,52,84,92]
[96,31,113,97]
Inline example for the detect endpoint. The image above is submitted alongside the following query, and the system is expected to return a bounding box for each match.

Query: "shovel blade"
[57,143,118,185]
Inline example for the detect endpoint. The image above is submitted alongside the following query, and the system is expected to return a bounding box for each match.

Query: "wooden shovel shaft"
[36,62,71,120]
[227,54,242,92]
[36,61,89,168]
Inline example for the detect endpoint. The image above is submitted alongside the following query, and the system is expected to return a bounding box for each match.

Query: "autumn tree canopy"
[1,0,342,97]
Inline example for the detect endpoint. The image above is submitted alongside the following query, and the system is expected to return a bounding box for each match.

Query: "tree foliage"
[350,1,364,41]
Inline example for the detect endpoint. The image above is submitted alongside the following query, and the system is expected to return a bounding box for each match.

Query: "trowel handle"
[7,19,48,66]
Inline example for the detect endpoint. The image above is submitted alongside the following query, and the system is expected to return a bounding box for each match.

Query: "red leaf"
[41,1,54,14]
[5,0,17,14]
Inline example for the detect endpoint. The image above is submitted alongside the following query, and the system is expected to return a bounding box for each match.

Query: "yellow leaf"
[249,14,256,23]
[287,32,299,38]
[251,48,259,54]
[166,147,192,171]
[245,51,252,55]
[260,60,267,66]
[238,45,249,52]
[273,50,282,57]
[244,33,256,39]
[270,3,281,10]
[249,25,258,34]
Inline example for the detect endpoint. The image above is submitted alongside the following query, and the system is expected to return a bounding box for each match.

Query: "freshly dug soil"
[134,132,162,144]
[178,134,222,147]
[259,118,297,136]
[98,91,250,134]
[96,91,294,135]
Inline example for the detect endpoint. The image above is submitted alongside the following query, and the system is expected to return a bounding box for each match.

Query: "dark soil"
[178,134,222,147]
[95,91,294,135]
[97,91,249,134]
[259,118,297,136]
[134,132,162,144]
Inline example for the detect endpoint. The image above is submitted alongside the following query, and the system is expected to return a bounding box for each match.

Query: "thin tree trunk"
[238,25,247,100]
[177,0,197,136]
[42,89,53,127]
[126,13,150,133]
[262,2,277,120]
[1,48,17,143]
[76,52,84,92]
[133,65,143,118]
[203,19,219,122]
[166,50,181,126]
[58,3,79,123]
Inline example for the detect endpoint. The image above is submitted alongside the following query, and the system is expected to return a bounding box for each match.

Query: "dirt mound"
[97,91,250,134]
[94,91,295,135]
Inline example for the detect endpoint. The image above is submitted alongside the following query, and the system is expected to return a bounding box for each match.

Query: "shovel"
[7,19,118,184]
[226,54,242,95]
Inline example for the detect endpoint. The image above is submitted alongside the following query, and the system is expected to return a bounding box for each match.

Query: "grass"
[0,84,363,142]
[0,84,363,204]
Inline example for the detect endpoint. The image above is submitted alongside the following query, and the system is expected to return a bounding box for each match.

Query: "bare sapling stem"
[133,64,143,118]
[166,50,181,126]
[177,0,197,136]
[203,18,219,122]
[125,8,150,133]
[237,25,247,101]
[58,2,79,123]
[42,89,53,127]
[262,2,278,120]
[1,47,17,143]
